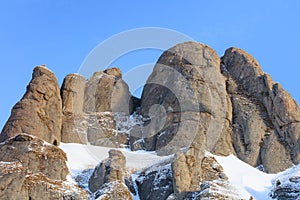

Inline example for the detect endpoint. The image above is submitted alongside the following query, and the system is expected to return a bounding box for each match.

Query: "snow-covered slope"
[214,154,276,199]
[60,143,300,200]
[60,143,173,172]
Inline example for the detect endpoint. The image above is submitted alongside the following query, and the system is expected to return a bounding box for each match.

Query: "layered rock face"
[0,66,62,145]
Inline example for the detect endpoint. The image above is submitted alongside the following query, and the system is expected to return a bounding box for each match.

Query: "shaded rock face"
[0,66,62,145]
[0,133,69,180]
[136,42,234,156]
[136,164,174,200]
[270,164,300,200]
[222,47,300,173]
[88,149,126,193]
[0,162,88,200]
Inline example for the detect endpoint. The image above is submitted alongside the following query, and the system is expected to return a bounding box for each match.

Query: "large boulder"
[0,161,88,200]
[88,149,127,193]
[83,67,132,114]
[0,133,69,180]
[61,67,134,147]
[172,147,228,197]
[135,42,234,155]
[0,66,62,145]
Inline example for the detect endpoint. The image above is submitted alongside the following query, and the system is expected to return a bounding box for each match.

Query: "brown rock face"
[84,68,132,114]
[0,133,69,180]
[94,181,132,200]
[61,73,86,143]
[88,149,126,193]
[60,67,134,146]
[0,66,62,145]
[136,42,234,155]
[0,162,88,200]
[172,147,228,197]
[222,47,300,173]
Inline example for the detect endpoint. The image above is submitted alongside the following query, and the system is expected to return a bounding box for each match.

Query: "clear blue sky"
[1,1,299,129]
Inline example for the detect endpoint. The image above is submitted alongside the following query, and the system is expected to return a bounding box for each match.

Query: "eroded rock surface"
[0,66,62,145]
[0,133,68,180]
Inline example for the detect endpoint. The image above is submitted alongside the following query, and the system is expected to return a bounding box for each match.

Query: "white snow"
[60,142,299,200]
[214,153,276,200]
[59,143,172,172]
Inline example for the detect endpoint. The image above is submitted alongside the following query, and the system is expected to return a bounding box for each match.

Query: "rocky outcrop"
[135,164,174,200]
[0,134,87,199]
[222,47,300,173]
[270,164,300,200]
[61,67,135,147]
[131,41,300,173]
[94,181,132,200]
[61,73,86,143]
[88,150,132,199]
[0,66,62,145]
[0,133,69,180]
[135,42,234,156]
[0,161,88,200]
[88,149,127,193]
[83,68,132,114]
[172,148,228,197]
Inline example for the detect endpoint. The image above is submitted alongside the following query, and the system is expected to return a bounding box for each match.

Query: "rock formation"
[135,164,174,200]
[134,42,234,156]
[61,73,86,143]
[132,41,300,173]
[0,66,62,145]
[0,133,68,180]
[0,134,87,199]
[88,150,127,192]
[61,67,134,147]
[222,47,300,173]
[1,41,300,199]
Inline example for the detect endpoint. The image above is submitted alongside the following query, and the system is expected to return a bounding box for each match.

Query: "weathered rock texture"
[134,41,300,173]
[0,161,88,200]
[88,149,127,193]
[270,164,300,200]
[135,164,174,200]
[83,68,131,114]
[0,66,62,145]
[222,47,300,173]
[135,42,234,156]
[0,133,69,180]
[61,67,134,147]
[0,134,87,200]
[172,147,228,196]
[94,181,132,200]
[61,73,86,143]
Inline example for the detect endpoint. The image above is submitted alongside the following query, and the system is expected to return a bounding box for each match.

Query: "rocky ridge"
[0,41,300,199]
